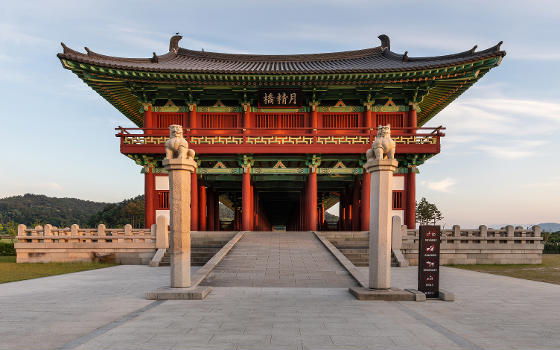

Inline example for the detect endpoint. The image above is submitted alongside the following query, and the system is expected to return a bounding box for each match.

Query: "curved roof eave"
[57,35,506,76]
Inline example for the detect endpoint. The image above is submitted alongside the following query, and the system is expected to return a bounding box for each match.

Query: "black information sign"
[418,225,441,298]
[258,89,302,108]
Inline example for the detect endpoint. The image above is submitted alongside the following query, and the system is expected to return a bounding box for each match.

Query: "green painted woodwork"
[60,55,502,127]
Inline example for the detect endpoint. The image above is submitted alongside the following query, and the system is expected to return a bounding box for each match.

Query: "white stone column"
[365,125,398,289]
[162,125,197,288]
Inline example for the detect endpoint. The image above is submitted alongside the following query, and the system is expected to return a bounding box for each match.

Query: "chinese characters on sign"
[418,225,441,298]
[258,90,302,107]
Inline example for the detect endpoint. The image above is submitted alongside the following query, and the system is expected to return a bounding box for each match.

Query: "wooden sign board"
[418,225,441,298]
[258,89,302,108]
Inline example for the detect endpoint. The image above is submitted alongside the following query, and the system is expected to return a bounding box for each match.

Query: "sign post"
[418,225,441,298]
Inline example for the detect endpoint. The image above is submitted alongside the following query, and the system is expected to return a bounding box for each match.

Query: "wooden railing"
[116,126,445,155]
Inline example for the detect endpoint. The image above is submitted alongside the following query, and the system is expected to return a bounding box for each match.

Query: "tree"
[415,197,444,226]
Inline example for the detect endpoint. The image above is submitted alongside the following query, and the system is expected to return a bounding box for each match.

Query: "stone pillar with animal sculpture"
[162,124,197,288]
[365,125,398,289]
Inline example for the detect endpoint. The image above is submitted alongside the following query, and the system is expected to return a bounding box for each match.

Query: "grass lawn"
[0,256,117,284]
[451,254,560,285]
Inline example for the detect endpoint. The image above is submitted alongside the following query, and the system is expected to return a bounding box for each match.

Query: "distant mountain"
[0,194,108,227]
[538,223,560,232]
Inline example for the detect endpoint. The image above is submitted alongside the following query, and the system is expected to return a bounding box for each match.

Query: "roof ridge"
[175,47,384,62]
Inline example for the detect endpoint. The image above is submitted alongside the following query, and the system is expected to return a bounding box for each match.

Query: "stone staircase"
[159,232,238,266]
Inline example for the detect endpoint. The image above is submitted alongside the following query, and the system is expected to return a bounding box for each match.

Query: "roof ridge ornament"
[151,52,158,63]
[402,51,408,62]
[169,33,182,54]
[470,45,478,54]
[495,41,503,52]
[378,34,390,50]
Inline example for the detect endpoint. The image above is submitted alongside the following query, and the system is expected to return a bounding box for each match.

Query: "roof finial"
[402,51,408,62]
[470,45,478,54]
[378,34,390,50]
[496,41,503,52]
[169,33,182,54]
[151,52,158,63]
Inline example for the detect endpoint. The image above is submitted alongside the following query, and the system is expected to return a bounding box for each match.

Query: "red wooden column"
[191,172,198,231]
[364,103,372,129]
[243,103,251,133]
[307,170,318,231]
[242,166,251,231]
[405,104,418,229]
[207,190,215,231]
[405,169,416,229]
[250,182,255,231]
[144,105,153,133]
[214,193,220,231]
[144,168,155,228]
[198,185,207,231]
[189,104,197,131]
[311,103,318,132]
[360,172,371,231]
[352,178,360,231]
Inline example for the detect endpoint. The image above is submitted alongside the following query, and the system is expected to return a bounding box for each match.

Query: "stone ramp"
[200,232,358,287]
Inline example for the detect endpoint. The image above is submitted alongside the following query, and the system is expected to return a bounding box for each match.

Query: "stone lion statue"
[165,125,195,160]
[367,125,395,160]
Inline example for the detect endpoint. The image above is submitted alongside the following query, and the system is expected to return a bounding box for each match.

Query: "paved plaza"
[2,232,559,350]
[201,232,357,288]
[1,261,559,350]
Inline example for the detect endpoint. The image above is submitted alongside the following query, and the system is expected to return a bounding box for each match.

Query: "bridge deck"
[200,232,358,288]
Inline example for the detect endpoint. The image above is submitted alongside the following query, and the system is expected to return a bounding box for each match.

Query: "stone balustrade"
[319,219,544,266]
[14,220,242,265]
[400,224,544,265]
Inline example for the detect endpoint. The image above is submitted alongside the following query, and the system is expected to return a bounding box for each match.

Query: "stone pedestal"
[163,156,197,288]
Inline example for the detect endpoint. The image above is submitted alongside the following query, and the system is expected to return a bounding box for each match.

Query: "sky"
[0,0,559,227]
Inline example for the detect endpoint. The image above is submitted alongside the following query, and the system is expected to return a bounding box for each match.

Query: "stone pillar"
[365,125,398,289]
[162,125,197,288]
[191,172,198,231]
[242,165,251,231]
[361,172,371,230]
[198,185,207,231]
[145,168,155,228]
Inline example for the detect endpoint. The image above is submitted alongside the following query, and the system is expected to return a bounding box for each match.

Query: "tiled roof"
[58,35,505,74]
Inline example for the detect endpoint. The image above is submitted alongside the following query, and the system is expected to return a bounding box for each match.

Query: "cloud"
[0,23,51,47]
[422,178,456,192]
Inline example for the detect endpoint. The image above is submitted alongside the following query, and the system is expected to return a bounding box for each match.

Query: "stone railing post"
[163,125,197,288]
[71,224,79,243]
[97,224,106,243]
[532,225,541,238]
[506,225,514,238]
[391,216,402,250]
[124,224,132,243]
[365,125,398,289]
[17,224,26,240]
[156,215,169,249]
[44,224,53,243]
[452,225,461,239]
[479,225,487,240]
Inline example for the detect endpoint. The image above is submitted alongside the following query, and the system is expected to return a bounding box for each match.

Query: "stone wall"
[319,218,544,266]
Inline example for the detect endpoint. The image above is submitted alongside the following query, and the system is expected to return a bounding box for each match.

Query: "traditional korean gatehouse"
[57,34,505,231]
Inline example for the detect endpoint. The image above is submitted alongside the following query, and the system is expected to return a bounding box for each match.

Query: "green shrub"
[0,241,15,256]
[544,242,560,254]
